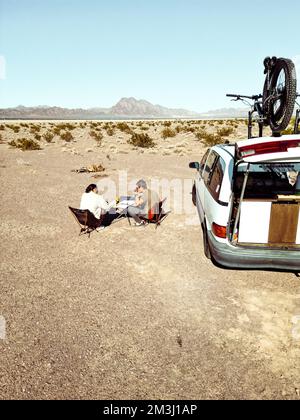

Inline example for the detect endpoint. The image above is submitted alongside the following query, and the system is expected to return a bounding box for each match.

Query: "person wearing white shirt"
[80,184,117,227]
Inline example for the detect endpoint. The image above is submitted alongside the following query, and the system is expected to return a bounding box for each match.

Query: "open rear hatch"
[230,136,300,249]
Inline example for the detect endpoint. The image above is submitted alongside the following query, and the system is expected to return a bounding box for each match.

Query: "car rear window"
[234,162,300,198]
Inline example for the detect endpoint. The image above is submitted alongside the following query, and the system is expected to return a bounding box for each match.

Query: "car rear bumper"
[208,231,300,271]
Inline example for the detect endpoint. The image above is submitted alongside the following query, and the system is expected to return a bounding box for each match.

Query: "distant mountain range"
[0,97,248,119]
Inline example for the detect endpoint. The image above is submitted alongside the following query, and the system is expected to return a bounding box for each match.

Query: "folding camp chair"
[68,206,105,237]
[128,198,171,229]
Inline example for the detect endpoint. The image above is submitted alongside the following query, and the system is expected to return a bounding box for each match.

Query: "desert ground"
[0,119,300,400]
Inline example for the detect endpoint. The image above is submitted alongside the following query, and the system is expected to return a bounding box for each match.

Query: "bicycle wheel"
[264,58,297,132]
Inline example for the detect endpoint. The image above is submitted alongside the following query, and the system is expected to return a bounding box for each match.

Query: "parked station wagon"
[190,135,300,270]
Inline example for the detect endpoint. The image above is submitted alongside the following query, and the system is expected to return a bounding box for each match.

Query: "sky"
[0,0,299,112]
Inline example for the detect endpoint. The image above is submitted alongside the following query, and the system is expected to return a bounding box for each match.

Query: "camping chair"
[68,206,105,237]
[128,198,171,229]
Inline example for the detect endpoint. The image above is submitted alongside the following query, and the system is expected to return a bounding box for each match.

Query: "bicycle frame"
[248,101,264,139]
[226,94,264,139]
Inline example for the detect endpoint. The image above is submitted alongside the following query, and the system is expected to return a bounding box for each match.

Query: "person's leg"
[127,206,144,223]
[101,212,120,227]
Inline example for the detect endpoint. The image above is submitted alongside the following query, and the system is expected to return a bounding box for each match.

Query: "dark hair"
[85,184,97,193]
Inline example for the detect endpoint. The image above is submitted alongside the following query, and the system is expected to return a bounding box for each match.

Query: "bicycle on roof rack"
[227,56,297,139]
[295,93,300,135]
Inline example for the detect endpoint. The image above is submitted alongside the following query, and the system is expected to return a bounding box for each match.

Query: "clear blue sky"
[0,0,299,112]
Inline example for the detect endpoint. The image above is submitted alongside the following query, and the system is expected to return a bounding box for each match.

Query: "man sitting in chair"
[127,179,159,226]
[80,184,117,227]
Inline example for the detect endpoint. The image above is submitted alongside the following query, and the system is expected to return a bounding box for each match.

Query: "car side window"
[202,151,218,185]
[208,156,225,201]
[199,150,210,176]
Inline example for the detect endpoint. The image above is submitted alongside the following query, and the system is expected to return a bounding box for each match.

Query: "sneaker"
[134,221,146,227]
[96,226,105,232]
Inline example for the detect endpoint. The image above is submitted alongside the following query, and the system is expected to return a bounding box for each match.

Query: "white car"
[190,134,300,270]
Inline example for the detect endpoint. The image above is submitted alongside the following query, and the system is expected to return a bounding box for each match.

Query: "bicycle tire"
[262,56,278,125]
[267,58,297,132]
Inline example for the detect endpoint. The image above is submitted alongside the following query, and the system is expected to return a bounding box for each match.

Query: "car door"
[201,150,219,226]
[204,153,226,230]
[195,149,211,223]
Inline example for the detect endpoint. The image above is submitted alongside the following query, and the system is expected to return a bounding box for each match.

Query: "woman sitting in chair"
[80,184,117,227]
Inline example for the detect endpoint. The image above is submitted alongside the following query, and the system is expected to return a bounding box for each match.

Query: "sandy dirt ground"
[0,120,300,400]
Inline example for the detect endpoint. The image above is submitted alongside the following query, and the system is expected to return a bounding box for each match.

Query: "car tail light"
[239,139,300,158]
[212,223,227,239]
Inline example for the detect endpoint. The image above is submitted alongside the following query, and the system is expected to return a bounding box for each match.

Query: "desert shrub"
[12,125,20,133]
[163,121,172,127]
[9,138,41,151]
[89,130,103,146]
[175,125,182,133]
[88,164,105,173]
[140,126,149,131]
[217,126,234,137]
[182,125,195,134]
[103,122,111,130]
[116,122,132,134]
[30,125,41,133]
[106,127,115,136]
[60,131,73,142]
[128,132,155,148]
[57,123,76,131]
[195,129,223,146]
[282,121,295,135]
[161,127,176,139]
[6,124,20,133]
[52,123,75,135]
[52,126,61,135]
[0,133,3,143]
[43,131,54,143]
[34,133,42,141]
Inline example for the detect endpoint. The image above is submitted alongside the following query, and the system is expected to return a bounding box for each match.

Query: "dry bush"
[128,132,155,148]
[0,124,5,131]
[12,125,20,133]
[89,130,103,146]
[283,117,296,135]
[6,124,20,133]
[217,126,234,136]
[88,164,105,173]
[182,125,195,134]
[161,127,177,139]
[34,133,42,141]
[58,123,76,131]
[9,138,41,151]
[52,126,61,135]
[195,129,223,147]
[43,131,55,143]
[52,123,75,135]
[163,121,172,127]
[60,131,74,142]
[0,133,3,143]
[106,127,115,136]
[30,125,41,133]
[116,122,132,134]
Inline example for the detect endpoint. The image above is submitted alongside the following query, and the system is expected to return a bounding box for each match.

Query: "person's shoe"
[134,221,146,227]
[96,226,105,232]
